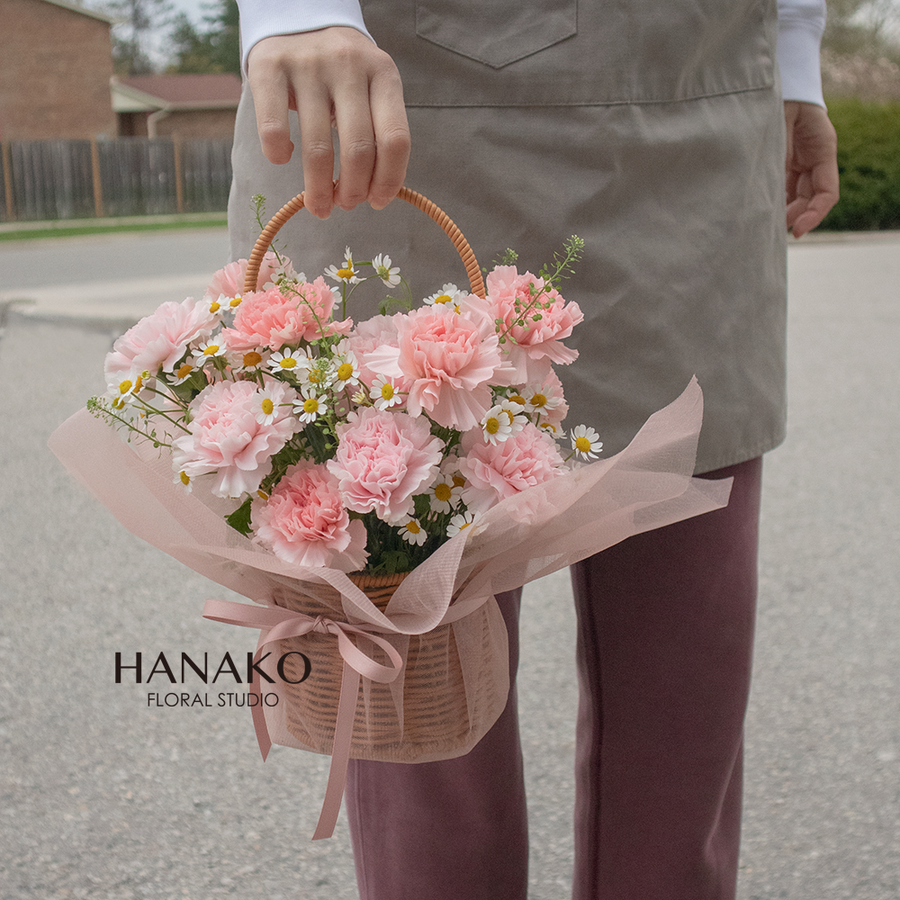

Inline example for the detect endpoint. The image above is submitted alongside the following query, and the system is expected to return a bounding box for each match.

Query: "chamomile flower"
[370,376,403,410]
[172,360,197,384]
[195,338,227,361]
[108,373,144,405]
[427,474,463,514]
[254,390,280,425]
[481,400,525,445]
[206,294,226,315]
[525,386,563,415]
[331,352,361,390]
[294,386,327,424]
[231,349,267,373]
[447,510,480,538]
[399,517,427,546]
[174,469,193,493]
[570,424,603,460]
[324,247,361,284]
[372,253,401,288]
[268,348,304,373]
[424,283,461,307]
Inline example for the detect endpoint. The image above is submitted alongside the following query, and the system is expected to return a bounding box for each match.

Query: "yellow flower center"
[530,393,548,408]
[337,362,354,381]
[243,351,262,368]
[337,266,355,280]
[303,397,320,414]
[230,295,242,308]
[434,483,452,502]
[118,379,133,395]
[176,363,194,380]
[209,301,221,313]
[508,394,526,406]
[308,368,323,383]
[485,416,501,435]
[179,471,190,486]
[279,357,297,369]
[380,383,395,400]
[452,474,466,488]
[257,489,269,500]
[203,344,220,356]
[434,294,452,304]
[405,520,421,535]
[575,436,592,452]
[261,398,274,416]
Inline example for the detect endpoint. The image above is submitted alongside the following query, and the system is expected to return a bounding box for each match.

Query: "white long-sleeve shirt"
[236,0,827,106]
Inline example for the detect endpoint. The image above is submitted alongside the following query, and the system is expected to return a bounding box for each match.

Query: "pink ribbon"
[202,597,404,840]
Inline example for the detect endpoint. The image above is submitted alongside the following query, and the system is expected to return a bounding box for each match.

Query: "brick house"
[0,0,117,140]
[111,74,242,139]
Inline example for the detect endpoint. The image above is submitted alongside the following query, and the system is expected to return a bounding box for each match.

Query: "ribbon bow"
[202,597,404,840]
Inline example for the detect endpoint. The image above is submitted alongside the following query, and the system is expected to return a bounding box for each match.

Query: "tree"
[105,0,174,75]
[165,0,240,75]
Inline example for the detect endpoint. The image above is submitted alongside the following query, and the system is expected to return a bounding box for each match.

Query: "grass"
[0,213,228,242]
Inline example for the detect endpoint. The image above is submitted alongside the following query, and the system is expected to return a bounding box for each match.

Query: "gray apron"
[228,0,787,474]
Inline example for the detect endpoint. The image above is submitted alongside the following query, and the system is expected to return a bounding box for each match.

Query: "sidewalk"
[0,232,898,899]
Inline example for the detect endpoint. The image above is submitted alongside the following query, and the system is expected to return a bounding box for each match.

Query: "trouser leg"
[346,588,528,900]
[570,458,762,900]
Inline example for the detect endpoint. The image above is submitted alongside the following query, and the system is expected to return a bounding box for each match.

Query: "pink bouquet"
[50,192,731,839]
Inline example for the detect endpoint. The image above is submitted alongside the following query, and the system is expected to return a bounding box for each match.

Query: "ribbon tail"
[312,661,360,840]
[251,651,273,761]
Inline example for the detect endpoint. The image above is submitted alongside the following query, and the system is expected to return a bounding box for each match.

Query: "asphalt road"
[0,227,898,899]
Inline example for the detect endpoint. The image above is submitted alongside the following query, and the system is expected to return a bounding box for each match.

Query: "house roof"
[111,74,243,113]
[39,0,117,24]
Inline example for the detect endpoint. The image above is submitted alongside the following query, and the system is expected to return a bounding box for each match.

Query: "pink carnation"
[171,380,298,498]
[251,460,368,571]
[486,266,584,382]
[205,251,289,298]
[366,306,504,430]
[326,407,443,524]
[345,315,404,388]
[221,277,338,351]
[105,297,218,382]
[458,422,566,513]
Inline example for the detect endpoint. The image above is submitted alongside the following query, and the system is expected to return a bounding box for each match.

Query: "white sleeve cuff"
[777,0,827,107]
[236,0,373,73]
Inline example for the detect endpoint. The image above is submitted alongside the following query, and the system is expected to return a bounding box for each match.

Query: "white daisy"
[399,517,427,546]
[447,510,480,538]
[324,247,361,284]
[230,348,267,373]
[174,469,193,493]
[254,390,279,425]
[525,386,563,415]
[195,338,227,361]
[423,283,461,307]
[427,474,463,514]
[480,403,518,445]
[268,348,305,373]
[294,387,327,424]
[331,352,361,390]
[108,373,144,405]
[172,360,197,384]
[372,253,401,288]
[570,424,603,460]
[370,376,403,410]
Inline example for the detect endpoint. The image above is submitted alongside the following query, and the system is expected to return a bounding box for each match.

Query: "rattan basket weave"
[248,189,503,763]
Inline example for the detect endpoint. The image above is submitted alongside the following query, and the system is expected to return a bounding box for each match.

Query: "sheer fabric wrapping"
[49,378,730,765]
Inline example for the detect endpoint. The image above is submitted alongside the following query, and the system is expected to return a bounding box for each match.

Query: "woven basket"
[248,189,503,763]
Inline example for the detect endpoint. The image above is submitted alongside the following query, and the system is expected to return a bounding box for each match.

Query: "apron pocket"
[415,0,576,69]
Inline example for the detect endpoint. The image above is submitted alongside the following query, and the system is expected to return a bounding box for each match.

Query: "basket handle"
[243,186,485,298]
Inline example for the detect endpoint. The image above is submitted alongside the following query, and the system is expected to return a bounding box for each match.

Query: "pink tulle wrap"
[48,377,730,839]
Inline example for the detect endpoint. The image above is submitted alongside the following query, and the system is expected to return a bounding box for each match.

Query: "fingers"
[246,29,410,220]
[783,101,839,239]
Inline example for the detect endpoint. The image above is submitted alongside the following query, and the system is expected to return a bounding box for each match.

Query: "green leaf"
[225,497,253,536]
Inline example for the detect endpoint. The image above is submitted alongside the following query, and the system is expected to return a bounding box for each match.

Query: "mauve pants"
[346,458,762,900]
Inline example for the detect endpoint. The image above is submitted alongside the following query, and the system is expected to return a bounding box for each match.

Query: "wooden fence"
[0,137,233,223]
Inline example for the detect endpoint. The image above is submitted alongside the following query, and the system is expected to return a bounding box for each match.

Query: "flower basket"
[49,186,734,840]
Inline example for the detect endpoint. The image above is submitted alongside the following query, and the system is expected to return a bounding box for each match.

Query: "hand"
[247,28,411,219]
[784,100,839,238]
